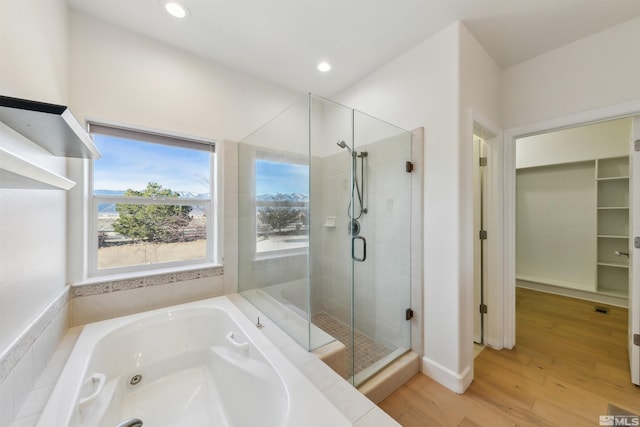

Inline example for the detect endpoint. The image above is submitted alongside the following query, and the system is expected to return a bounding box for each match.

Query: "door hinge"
[405,308,414,321]
[479,157,487,167]
[479,304,488,314]
[479,230,488,240]
[634,334,640,346]
[406,161,414,173]
[635,237,640,249]
[635,139,640,152]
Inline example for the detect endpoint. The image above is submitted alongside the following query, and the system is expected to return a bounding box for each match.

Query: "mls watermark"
[600,415,640,426]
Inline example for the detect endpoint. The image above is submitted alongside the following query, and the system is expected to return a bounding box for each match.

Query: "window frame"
[253,149,310,260]
[87,121,218,277]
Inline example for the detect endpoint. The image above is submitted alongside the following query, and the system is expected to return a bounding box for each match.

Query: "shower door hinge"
[406,161,414,173]
[479,230,488,240]
[479,304,488,314]
[634,334,640,346]
[479,157,488,167]
[405,308,414,321]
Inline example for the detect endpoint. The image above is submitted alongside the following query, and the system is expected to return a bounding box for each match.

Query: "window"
[89,122,216,275]
[255,154,309,255]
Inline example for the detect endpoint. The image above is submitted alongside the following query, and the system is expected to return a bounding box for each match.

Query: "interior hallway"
[380,288,640,426]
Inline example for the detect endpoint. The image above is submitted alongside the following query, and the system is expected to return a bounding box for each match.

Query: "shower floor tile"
[312,312,393,378]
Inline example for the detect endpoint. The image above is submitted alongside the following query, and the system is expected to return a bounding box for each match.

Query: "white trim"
[516,279,627,308]
[421,356,472,394]
[467,109,504,351]
[87,123,218,278]
[503,99,640,350]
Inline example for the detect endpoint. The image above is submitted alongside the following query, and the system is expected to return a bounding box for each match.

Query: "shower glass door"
[350,110,412,386]
[239,94,413,386]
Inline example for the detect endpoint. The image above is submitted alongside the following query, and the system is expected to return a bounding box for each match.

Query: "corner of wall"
[422,355,473,394]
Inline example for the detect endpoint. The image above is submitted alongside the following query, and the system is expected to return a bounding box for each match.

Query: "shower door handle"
[352,236,367,262]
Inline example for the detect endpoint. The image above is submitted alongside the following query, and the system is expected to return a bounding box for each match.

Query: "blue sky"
[256,159,309,195]
[93,135,308,196]
[93,135,211,195]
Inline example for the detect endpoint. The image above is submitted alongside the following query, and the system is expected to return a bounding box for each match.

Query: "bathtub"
[37,296,351,427]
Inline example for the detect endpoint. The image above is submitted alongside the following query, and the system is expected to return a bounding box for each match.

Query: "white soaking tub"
[37,296,351,427]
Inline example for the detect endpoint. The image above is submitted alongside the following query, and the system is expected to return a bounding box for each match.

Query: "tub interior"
[73,307,288,427]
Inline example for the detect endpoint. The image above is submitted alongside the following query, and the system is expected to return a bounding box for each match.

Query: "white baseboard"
[422,356,472,394]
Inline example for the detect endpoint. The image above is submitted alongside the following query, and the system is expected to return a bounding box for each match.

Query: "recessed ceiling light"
[165,1,189,18]
[317,62,332,72]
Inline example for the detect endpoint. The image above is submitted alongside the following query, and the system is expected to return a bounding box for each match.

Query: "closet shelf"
[597,262,629,269]
[0,95,100,159]
[596,176,629,181]
[0,145,75,190]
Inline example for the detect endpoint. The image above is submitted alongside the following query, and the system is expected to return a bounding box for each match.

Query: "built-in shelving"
[0,95,100,190]
[595,156,629,297]
[0,146,75,190]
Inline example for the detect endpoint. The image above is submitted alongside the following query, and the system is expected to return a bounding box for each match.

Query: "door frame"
[466,109,503,352]
[502,99,640,350]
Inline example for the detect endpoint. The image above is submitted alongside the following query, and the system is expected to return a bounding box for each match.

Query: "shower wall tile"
[354,407,401,427]
[223,141,239,295]
[298,358,342,391]
[0,372,13,427]
[11,349,33,425]
[0,286,71,427]
[72,275,225,325]
[324,380,376,423]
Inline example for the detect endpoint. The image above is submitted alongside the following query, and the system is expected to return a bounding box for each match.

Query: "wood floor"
[379,288,640,426]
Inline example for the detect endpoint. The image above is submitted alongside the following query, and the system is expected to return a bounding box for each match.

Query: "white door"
[473,136,486,344]
[630,115,640,385]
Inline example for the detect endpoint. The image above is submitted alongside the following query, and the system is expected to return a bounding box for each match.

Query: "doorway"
[504,108,640,386]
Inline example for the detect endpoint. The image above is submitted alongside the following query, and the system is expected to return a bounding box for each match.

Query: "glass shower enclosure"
[238,94,412,386]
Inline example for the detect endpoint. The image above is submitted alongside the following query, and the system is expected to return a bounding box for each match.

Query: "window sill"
[72,263,223,298]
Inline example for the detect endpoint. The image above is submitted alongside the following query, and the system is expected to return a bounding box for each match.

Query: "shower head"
[336,140,353,155]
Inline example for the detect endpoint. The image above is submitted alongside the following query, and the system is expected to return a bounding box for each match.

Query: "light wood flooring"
[379,288,640,426]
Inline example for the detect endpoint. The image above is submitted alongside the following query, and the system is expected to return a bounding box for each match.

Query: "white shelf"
[0,95,100,190]
[0,145,75,190]
[0,95,100,159]
[596,176,629,181]
[597,262,629,269]
[596,156,629,298]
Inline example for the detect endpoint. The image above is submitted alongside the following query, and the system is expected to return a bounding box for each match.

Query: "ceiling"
[66,0,640,97]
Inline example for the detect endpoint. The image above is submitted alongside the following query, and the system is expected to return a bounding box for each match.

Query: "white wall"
[516,118,631,169]
[68,11,301,143]
[516,161,597,290]
[335,22,502,393]
[0,0,68,104]
[502,16,640,129]
[458,23,502,382]
[0,0,69,357]
[66,11,303,292]
[0,0,70,424]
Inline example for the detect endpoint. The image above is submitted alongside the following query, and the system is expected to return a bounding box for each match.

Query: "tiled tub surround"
[5,286,398,426]
[37,296,352,427]
[2,266,225,427]
[0,287,71,427]
[71,266,225,325]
